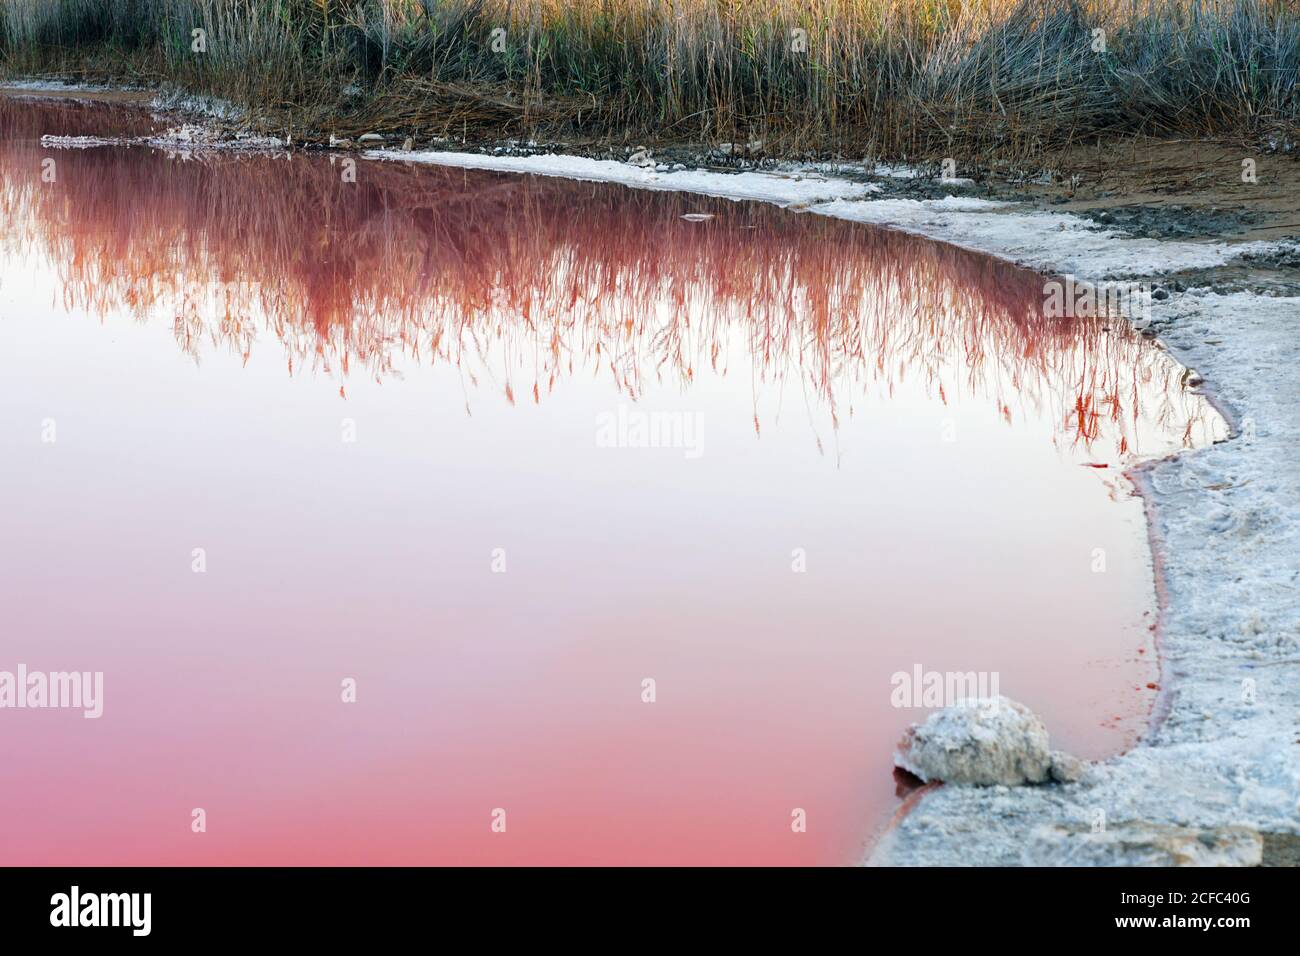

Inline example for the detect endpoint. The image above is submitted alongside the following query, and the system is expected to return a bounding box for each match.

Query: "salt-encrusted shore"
[867,286,1300,865]
[364,150,1300,866]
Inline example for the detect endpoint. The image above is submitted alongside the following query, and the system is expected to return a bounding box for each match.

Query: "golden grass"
[2,0,1297,158]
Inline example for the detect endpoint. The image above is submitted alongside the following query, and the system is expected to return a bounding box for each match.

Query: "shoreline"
[308,145,1300,867]
[11,82,1300,865]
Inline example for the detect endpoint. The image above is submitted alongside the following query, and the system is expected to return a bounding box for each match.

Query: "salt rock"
[1048,749,1085,783]
[894,696,1082,786]
[1024,823,1263,867]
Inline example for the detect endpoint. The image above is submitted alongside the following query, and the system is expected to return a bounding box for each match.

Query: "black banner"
[0,865,1280,942]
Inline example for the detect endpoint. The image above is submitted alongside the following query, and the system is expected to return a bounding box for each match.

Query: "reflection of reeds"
[1,98,1221,459]
[1,1,1296,155]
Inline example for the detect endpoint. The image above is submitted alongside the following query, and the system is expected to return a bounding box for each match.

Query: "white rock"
[1049,750,1085,783]
[894,696,1077,786]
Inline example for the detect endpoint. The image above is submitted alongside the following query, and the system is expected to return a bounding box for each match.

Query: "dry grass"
[2,0,1297,160]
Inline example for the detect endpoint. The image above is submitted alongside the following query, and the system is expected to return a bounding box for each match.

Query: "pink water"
[0,98,1224,865]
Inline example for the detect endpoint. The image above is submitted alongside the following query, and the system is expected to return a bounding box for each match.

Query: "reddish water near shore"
[0,98,1225,865]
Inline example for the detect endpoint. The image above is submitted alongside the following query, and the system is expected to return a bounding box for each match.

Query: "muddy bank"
[7,81,1300,244]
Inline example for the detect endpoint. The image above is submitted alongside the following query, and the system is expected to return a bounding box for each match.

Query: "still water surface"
[0,98,1224,864]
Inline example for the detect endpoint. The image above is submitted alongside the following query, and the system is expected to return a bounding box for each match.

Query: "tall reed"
[2,0,1297,156]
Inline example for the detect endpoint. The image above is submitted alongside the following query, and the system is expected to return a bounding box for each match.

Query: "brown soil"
[1011,137,1300,243]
